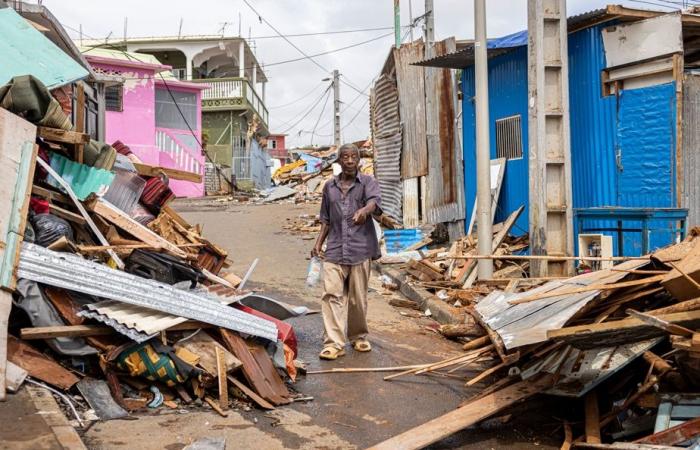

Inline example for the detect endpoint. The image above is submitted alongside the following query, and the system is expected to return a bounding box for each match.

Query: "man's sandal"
[319,346,346,360]
[352,339,372,352]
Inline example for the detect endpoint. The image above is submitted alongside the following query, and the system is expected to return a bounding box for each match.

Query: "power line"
[309,88,332,145]
[279,85,332,134]
[241,0,371,98]
[267,81,325,109]
[272,85,331,129]
[341,97,370,131]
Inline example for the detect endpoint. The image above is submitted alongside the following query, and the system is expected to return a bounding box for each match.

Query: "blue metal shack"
[414,7,700,256]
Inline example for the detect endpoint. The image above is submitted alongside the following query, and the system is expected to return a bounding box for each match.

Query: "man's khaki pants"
[321,259,371,350]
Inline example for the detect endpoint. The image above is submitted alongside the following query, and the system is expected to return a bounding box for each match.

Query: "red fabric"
[30,197,50,215]
[233,304,297,358]
[140,177,174,213]
[112,140,133,156]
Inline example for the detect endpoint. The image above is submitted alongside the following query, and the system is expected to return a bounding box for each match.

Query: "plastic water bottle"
[306,257,323,287]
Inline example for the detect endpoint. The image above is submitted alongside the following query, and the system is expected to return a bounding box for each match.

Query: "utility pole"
[394,0,401,48]
[424,0,434,43]
[474,0,493,279]
[333,69,341,147]
[408,0,414,42]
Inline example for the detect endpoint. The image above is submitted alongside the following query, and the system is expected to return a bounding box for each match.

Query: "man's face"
[339,149,359,175]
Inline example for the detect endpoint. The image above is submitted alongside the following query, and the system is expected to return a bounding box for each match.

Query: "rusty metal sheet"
[683,74,700,227]
[424,38,465,224]
[394,41,428,178]
[372,74,403,224]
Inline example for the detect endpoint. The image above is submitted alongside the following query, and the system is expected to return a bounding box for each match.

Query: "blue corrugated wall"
[462,46,530,236]
[462,22,678,255]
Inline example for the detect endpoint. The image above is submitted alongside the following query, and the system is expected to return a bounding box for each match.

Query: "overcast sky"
[41,0,676,148]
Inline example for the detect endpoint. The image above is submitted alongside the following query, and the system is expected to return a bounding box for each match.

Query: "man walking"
[312,143,382,360]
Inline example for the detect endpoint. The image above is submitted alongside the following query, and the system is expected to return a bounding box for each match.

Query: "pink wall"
[95,61,160,165]
[88,57,205,197]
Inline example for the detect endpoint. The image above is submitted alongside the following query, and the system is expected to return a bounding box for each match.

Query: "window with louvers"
[105,85,123,112]
[495,115,523,160]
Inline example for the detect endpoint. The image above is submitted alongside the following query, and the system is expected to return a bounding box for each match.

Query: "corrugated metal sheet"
[683,73,700,227]
[463,46,530,235]
[18,243,278,341]
[372,74,403,224]
[474,259,646,349]
[48,152,115,200]
[463,23,679,252]
[424,38,465,225]
[0,7,88,88]
[394,41,428,178]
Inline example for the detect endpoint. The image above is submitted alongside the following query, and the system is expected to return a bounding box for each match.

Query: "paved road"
[83,199,559,449]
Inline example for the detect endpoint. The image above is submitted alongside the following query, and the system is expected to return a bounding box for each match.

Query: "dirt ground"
[77,199,563,449]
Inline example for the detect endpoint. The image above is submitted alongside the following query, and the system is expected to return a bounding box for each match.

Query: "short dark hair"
[338,143,360,158]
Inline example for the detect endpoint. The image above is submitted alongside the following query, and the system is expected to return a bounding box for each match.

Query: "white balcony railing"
[193,78,268,126]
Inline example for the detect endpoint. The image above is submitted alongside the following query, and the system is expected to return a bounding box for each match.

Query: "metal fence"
[232,135,250,183]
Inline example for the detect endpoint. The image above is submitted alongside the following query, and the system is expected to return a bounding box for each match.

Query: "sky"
[40,0,679,148]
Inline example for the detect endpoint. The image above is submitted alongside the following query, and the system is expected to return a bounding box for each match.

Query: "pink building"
[82,48,207,197]
[266,133,288,165]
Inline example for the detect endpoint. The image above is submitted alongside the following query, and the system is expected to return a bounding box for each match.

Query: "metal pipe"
[474,0,493,279]
[394,0,401,48]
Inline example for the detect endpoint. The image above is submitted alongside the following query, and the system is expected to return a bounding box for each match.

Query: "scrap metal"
[18,243,278,341]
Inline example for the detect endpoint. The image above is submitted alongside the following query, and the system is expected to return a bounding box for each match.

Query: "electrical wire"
[280,85,333,134]
[267,81,326,109]
[309,88,332,145]
[241,0,372,98]
[272,84,332,129]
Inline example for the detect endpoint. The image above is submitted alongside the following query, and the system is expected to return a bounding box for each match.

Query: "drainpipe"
[475,0,493,279]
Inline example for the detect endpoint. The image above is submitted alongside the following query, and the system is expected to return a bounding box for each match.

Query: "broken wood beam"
[87,198,187,258]
[547,309,700,349]
[626,309,694,336]
[308,364,430,375]
[228,375,274,410]
[635,416,700,445]
[216,347,228,411]
[511,274,666,305]
[367,375,554,450]
[133,163,202,183]
[37,127,89,145]
[584,391,601,444]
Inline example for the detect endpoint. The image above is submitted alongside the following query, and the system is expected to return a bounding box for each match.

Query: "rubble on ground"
[0,76,308,431]
[359,208,700,448]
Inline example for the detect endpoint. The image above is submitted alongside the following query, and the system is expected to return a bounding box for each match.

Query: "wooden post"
[584,391,601,443]
[75,83,85,164]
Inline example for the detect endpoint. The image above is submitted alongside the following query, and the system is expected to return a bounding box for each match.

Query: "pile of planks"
[368,230,700,449]
[0,103,300,429]
[282,214,322,235]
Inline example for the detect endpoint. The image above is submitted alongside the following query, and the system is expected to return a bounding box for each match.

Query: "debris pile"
[0,76,306,428]
[367,228,700,449]
[267,144,374,204]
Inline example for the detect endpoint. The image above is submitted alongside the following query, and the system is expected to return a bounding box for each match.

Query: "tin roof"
[0,6,88,88]
[412,5,672,69]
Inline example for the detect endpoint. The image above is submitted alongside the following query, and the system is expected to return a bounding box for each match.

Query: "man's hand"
[352,208,369,225]
[311,244,323,258]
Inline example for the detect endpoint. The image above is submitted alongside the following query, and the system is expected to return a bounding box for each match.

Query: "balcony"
[191,77,269,127]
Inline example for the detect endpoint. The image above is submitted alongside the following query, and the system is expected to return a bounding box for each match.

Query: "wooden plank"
[462,206,524,288]
[49,204,86,225]
[249,344,291,403]
[88,198,187,258]
[204,396,228,417]
[228,375,275,410]
[635,416,700,445]
[7,336,79,389]
[585,391,601,444]
[20,325,114,340]
[511,274,666,305]
[31,185,71,205]
[0,292,10,400]
[547,309,700,349]
[35,158,124,269]
[219,330,288,406]
[367,375,553,450]
[37,127,89,145]
[626,309,694,336]
[216,347,228,411]
[74,84,85,164]
[174,331,241,376]
[133,163,202,183]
